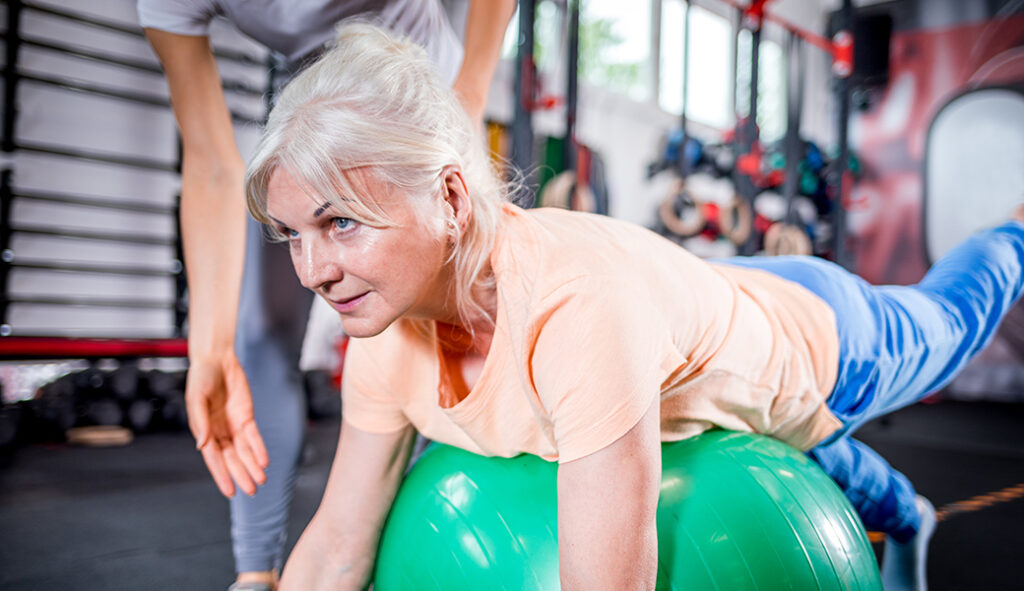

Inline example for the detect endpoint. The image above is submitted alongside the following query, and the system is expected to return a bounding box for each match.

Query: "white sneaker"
[881,495,937,591]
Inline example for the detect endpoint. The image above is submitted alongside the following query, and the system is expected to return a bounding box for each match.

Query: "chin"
[339,316,396,339]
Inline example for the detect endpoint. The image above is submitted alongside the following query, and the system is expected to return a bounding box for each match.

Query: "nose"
[295,235,341,291]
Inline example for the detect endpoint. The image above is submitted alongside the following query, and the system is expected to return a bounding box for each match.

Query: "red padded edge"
[0,337,188,360]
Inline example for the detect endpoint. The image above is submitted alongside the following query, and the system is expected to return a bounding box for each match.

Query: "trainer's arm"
[557,397,662,590]
[452,0,517,123]
[279,420,417,591]
[144,29,267,497]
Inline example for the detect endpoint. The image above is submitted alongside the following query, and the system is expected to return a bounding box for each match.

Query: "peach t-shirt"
[342,204,842,462]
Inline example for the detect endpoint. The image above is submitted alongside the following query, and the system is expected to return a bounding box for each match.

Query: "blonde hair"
[246,22,508,331]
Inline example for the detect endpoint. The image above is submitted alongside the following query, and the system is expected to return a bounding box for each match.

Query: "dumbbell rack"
[0,0,269,441]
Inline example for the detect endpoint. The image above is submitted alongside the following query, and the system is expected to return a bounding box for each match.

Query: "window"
[735,31,787,143]
[500,0,563,74]
[580,0,653,102]
[659,2,734,130]
[499,0,787,140]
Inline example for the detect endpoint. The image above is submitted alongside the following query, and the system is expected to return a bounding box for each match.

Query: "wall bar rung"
[10,225,175,247]
[8,260,179,278]
[12,189,176,215]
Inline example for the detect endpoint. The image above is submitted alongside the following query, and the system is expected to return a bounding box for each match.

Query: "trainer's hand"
[186,354,269,497]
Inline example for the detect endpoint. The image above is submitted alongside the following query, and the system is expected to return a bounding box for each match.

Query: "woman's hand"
[279,421,417,590]
[187,352,268,497]
[556,398,662,590]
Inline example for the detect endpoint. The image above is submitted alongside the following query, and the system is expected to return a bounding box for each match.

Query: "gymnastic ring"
[659,180,706,238]
[569,181,597,213]
[540,171,599,213]
[763,222,813,256]
[538,171,574,209]
[720,194,753,246]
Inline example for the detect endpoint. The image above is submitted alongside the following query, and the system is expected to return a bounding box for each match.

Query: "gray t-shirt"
[137,0,463,83]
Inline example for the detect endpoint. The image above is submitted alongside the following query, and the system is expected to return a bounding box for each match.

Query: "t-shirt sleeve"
[137,0,218,36]
[530,278,685,464]
[340,336,412,434]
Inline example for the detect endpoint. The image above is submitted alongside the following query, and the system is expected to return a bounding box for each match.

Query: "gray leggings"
[231,217,312,573]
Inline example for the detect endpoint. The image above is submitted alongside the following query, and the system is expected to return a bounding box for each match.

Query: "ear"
[441,166,472,232]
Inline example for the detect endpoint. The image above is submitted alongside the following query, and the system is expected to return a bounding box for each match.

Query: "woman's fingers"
[220,440,258,497]
[185,381,213,449]
[243,420,270,470]
[200,440,237,498]
[186,356,268,497]
[234,425,268,486]
[199,425,268,498]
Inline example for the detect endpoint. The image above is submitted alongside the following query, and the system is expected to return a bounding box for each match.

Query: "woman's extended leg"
[721,220,1024,589]
[833,220,1024,430]
[724,219,1024,435]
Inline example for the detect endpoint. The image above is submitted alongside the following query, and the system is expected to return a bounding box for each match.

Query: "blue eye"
[287,228,299,239]
[333,217,356,231]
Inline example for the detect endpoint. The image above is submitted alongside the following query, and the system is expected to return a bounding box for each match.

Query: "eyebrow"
[313,202,331,218]
[268,201,341,228]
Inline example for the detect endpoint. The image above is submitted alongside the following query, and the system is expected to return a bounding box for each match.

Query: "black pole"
[0,170,13,330]
[782,32,804,225]
[734,12,762,255]
[831,0,853,268]
[1,1,22,331]
[3,0,23,153]
[512,0,537,205]
[564,0,579,174]
[172,197,187,338]
[746,27,761,149]
[264,52,280,119]
[679,0,692,175]
[728,8,740,124]
[173,133,187,337]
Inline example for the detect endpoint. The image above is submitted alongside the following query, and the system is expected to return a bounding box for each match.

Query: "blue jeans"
[719,221,1024,542]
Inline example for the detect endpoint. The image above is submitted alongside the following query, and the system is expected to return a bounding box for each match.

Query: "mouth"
[328,292,369,313]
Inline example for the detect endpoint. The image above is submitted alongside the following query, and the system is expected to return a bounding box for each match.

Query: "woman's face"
[265,168,452,338]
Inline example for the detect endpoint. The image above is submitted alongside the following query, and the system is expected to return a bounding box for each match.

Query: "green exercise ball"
[374,430,881,591]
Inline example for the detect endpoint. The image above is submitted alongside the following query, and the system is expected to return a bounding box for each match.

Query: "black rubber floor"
[857,400,1024,590]
[0,400,1021,591]
[0,418,340,591]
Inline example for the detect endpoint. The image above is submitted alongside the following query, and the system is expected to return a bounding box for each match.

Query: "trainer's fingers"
[221,442,258,497]
[234,431,267,486]
[200,442,236,498]
[186,389,211,449]
[242,420,269,469]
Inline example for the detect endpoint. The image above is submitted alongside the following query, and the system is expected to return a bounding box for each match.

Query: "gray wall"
[3,0,267,338]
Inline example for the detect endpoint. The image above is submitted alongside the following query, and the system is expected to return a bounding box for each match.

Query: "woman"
[243,24,1024,591]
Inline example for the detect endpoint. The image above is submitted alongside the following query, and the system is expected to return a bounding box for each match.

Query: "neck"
[437,281,496,352]
[438,256,496,341]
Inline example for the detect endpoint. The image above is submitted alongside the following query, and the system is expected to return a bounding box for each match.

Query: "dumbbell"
[34,373,79,438]
[0,402,23,450]
[106,362,158,433]
[108,363,142,403]
[146,370,188,430]
[68,367,125,427]
[124,397,155,433]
